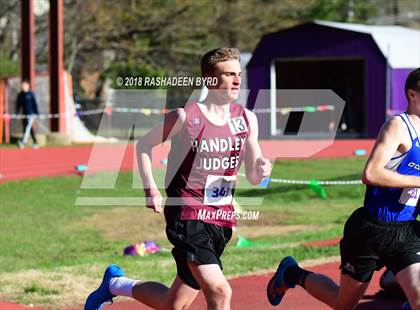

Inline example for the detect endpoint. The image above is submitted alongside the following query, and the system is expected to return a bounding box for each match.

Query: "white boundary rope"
[4,104,336,119]
[269,178,362,185]
[237,173,362,185]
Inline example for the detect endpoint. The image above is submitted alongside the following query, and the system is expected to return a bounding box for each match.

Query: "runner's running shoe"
[267,256,298,306]
[84,264,125,310]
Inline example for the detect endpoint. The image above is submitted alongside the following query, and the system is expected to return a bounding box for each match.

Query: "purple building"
[247,21,420,138]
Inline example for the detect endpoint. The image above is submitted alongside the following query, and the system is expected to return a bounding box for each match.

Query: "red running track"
[0,262,404,310]
[0,140,374,183]
[92,262,403,310]
[0,144,136,183]
[0,304,43,310]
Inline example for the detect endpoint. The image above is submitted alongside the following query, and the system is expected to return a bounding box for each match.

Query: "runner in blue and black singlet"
[339,110,420,283]
[364,111,420,222]
[267,68,420,310]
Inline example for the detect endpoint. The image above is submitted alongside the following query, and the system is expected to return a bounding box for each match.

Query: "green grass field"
[0,158,367,309]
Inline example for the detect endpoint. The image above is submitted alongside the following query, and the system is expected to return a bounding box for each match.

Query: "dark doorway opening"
[275,58,365,137]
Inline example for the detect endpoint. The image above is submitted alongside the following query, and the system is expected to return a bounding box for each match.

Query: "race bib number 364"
[204,175,236,206]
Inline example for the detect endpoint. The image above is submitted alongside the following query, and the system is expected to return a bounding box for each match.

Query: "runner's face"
[210,60,241,102]
[22,82,30,92]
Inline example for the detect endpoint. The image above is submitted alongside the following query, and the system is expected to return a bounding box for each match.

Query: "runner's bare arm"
[136,108,186,212]
[363,117,420,188]
[244,109,272,185]
[137,108,186,188]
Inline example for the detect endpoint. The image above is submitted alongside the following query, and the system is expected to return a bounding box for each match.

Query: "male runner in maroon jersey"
[85,47,272,310]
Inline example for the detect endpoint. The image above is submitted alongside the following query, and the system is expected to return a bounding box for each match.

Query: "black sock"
[284,265,313,288]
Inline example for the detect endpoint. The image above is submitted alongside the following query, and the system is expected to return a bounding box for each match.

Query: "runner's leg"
[396,263,420,310]
[188,262,231,310]
[303,272,369,309]
[132,275,199,310]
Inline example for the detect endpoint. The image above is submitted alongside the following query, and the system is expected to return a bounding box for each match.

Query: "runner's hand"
[256,157,272,179]
[145,189,163,213]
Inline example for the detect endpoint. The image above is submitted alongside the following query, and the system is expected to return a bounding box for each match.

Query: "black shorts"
[340,207,420,283]
[164,206,232,289]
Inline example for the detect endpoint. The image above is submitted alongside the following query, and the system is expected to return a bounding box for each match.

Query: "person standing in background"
[16,79,39,149]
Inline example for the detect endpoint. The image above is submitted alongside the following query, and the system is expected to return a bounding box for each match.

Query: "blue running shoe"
[85,264,125,310]
[267,256,298,306]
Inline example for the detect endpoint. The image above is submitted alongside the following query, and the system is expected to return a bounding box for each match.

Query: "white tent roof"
[315,20,420,69]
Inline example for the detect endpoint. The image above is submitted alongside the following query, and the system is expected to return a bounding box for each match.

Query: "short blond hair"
[200,47,240,76]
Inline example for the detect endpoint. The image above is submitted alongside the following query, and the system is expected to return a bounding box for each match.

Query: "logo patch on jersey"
[408,162,420,170]
[192,118,200,125]
[416,141,419,148]
[228,116,248,135]
[343,263,356,274]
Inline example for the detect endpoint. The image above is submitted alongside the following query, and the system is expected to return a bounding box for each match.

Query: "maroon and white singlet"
[165,101,250,227]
